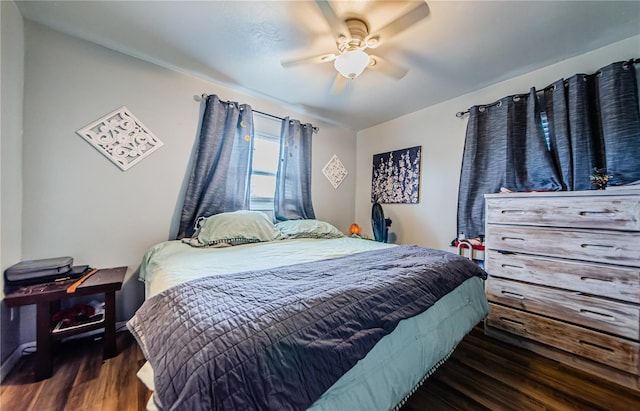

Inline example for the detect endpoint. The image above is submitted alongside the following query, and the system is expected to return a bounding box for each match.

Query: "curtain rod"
[455,57,640,118]
[199,93,318,133]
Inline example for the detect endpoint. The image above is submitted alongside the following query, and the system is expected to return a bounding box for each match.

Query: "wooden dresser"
[483,189,640,391]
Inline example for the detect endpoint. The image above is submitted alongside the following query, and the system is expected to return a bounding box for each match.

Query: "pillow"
[275,219,344,239]
[194,210,282,246]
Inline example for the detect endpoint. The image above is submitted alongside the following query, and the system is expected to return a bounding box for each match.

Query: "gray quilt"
[127,245,487,411]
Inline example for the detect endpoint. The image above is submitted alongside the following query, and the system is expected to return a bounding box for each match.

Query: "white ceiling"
[16,1,640,131]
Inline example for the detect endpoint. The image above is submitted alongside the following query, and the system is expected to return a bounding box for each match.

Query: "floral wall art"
[371,146,421,204]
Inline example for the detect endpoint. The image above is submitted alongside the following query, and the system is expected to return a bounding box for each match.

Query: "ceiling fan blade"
[281,53,336,68]
[368,55,409,79]
[330,73,349,94]
[374,2,430,42]
[315,0,350,40]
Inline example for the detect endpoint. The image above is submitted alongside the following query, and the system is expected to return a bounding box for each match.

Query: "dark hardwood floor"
[1,332,150,411]
[401,328,640,411]
[1,327,638,410]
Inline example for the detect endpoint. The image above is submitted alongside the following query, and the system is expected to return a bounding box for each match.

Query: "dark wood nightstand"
[4,266,126,381]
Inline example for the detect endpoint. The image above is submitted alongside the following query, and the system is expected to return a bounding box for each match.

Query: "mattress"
[134,237,489,410]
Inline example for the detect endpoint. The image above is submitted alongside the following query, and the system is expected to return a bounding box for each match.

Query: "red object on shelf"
[453,240,485,251]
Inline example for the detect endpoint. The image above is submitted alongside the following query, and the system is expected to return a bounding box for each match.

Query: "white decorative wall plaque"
[322,154,348,189]
[76,106,163,171]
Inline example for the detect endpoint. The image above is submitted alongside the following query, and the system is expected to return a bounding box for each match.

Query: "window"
[539,111,552,151]
[250,116,281,211]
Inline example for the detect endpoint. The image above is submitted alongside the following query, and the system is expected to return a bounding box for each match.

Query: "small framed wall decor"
[322,154,348,189]
[76,106,163,171]
[371,146,421,204]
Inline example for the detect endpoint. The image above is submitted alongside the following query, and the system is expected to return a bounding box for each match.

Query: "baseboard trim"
[0,320,128,382]
[1,342,35,382]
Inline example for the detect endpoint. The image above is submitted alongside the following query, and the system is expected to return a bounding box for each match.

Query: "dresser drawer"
[486,304,640,375]
[485,195,640,231]
[486,226,640,267]
[486,277,640,340]
[485,250,640,303]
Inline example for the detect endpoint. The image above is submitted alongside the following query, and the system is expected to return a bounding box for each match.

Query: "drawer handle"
[501,236,525,242]
[578,340,614,353]
[500,317,525,326]
[501,290,525,299]
[580,243,615,250]
[579,211,616,217]
[500,209,526,215]
[579,309,616,322]
[501,264,524,270]
[580,276,613,283]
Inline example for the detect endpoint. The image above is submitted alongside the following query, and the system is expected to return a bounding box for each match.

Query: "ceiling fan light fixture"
[334,49,370,79]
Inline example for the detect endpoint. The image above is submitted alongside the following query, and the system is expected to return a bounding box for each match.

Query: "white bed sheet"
[140,237,395,297]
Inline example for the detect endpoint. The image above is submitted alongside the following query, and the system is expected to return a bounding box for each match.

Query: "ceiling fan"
[281,0,430,93]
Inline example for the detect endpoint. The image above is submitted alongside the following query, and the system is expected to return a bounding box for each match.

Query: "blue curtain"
[177,95,254,238]
[457,94,563,239]
[457,99,509,240]
[274,118,316,222]
[458,59,640,239]
[545,60,640,190]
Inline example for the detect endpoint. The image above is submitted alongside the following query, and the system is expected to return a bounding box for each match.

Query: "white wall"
[1,0,25,364]
[17,22,357,342]
[9,11,639,350]
[355,35,640,251]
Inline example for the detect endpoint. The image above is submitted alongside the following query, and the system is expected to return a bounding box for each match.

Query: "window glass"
[540,111,552,151]
[253,136,280,174]
[250,116,281,211]
[251,173,276,199]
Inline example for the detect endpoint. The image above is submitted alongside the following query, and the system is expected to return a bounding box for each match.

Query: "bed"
[127,213,489,411]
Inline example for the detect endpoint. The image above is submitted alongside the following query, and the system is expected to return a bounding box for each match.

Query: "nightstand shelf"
[51,316,105,339]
